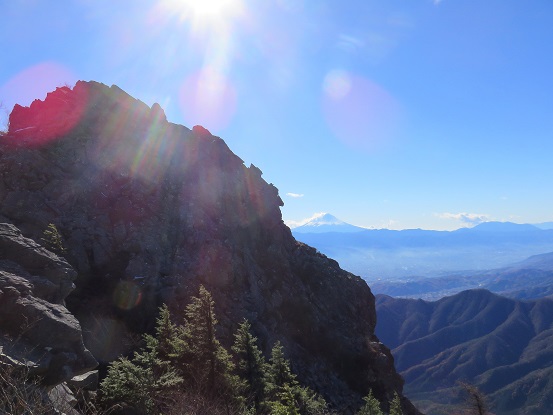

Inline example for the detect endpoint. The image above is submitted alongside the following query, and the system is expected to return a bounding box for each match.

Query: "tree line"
[99,285,403,415]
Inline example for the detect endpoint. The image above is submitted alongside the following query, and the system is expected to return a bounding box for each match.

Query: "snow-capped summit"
[291,213,366,234]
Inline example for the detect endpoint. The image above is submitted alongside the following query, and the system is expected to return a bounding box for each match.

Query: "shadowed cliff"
[0,81,419,414]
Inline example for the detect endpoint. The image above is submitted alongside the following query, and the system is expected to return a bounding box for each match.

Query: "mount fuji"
[291,213,366,234]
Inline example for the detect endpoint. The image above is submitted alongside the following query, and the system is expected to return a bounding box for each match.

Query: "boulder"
[0,223,97,386]
[68,370,99,391]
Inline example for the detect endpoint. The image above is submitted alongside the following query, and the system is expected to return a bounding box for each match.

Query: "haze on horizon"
[1,0,552,231]
[286,211,553,232]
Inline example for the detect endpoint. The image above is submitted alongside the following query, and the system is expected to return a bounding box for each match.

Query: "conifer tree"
[182,285,238,401]
[268,341,296,390]
[100,309,182,414]
[389,392,403,415]
[269,384,301,415]
[155,304,180,360]
[232,319,268,410]
[356,390,383,415]
[267,342,329,415]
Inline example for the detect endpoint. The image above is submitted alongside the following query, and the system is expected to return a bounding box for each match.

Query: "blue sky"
[1,0,552,230]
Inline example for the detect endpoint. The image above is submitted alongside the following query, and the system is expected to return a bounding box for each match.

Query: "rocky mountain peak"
[0,81,419,414]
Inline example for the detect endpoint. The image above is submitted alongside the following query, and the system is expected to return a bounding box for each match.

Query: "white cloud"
[436,212,491,227]
[286,192,304,198]
[433,0,443,4]
[284,220,303,229]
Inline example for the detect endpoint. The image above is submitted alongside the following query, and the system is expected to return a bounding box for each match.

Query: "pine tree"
[267,342,329,415]
[389,392,403,415]
[232,319,268,410]
[356,390,383,415]
[154,304,179,360]
[269,384,301,415]
[100,310,183,414]
[183,285,238,401]
[268,341,296,390]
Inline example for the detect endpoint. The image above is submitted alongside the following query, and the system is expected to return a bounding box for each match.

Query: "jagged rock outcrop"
[0,223,97,385]
[0,81,419,414]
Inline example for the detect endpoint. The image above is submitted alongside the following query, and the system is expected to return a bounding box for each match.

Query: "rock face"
[0,223,97,385]
[0,81,419,414]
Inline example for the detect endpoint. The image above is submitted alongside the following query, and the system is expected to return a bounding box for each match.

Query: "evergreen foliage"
[268,384,301,415]
[265,341,329,415]
[41,223,67,255]
[154,304,179,360]
[356,390,383,415]
[389,392,403,415]
[232,319,269,411]
[268,341,296,389]
[100,331,182,414]
[99,286,332,414]
[182,285,239,401]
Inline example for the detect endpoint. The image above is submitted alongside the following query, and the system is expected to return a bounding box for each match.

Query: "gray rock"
[48,383,79,415]
[0,223,97,386]
[68,370,99,390]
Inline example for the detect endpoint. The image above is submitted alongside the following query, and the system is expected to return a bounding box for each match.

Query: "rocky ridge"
[0,222,97,385]
[0,81,419,414]
[376,289,553,414]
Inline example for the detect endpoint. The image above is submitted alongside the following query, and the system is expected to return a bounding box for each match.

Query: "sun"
[163,0,242,22]
[184,0,236,17]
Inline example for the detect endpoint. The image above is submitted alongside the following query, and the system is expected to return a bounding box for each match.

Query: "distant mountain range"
[375,289,553,415]
[371,250,553,300]
[292,216,553,281]
[535,221,553,230]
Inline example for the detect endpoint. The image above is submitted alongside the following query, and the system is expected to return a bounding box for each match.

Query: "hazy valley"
[292,215,553,298]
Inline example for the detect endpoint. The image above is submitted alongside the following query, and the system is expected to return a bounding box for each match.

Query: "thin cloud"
[284,219,303,229]
[286,192,304,198]
[436,212,491,226]
[433,0,443,4]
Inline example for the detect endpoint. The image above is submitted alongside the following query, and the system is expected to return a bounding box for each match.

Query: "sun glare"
[164,0,242,22]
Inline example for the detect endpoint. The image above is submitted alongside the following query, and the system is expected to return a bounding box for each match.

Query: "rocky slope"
[376,289,553,414]
[0,222,97,385]
[0,81,418,414]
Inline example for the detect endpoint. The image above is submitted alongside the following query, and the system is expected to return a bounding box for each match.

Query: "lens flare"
[179,67,237,132]
[0,61,77,109]
[112,280,143,310]
[323,70,352,100]
[82,316,128,362]
[322,70,402,153]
